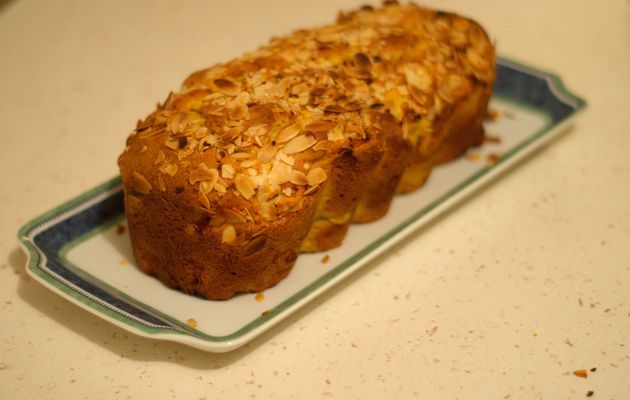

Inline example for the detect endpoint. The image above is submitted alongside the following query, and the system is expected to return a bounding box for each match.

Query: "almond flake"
[307,167,327,186]
[282,135,316,154]
[289,170,309,185]
[159,163,178,177]
[222,225,237,244]
[189,165,219,185]
[154,150,166,165]
[257,142,277,163]
[282,187,293,197]
[304,120,335,133]
[221,164,235,179]
[246,124,267,137]
[267,160,292,185]
[276,123,301,143]
[234,174,256,199]
[165,138,181,150]
[132,172,153,194]
[405,64,433,93]
[198,193,211,209]
[227,102,249,120]
[214,78,240,96]
[277,151,295,166]
[221,208,247,224]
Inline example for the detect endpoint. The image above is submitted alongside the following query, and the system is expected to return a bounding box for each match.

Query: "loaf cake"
[118,2,496,300]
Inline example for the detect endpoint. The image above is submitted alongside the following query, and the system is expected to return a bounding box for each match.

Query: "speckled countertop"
[1,0,629,398]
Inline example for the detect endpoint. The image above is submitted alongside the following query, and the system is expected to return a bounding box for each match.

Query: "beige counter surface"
[1,0,629,398]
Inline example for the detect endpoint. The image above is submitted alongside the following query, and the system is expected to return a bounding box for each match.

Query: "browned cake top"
[120,3,494,237]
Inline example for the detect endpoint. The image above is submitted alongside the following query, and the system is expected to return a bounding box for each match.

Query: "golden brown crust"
[118,3,496,299]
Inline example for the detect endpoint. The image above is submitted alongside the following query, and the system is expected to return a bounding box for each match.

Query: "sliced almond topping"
[313,140,331,151]
[221,164,235,179]
[259,202,277,221]
[159,163,178,177]
[289,170,309,186]
[267,160,292,185]
[282,135,316,154]
[230,152,251,160]
[157,175,166,192]
[214,183,227,194]
[234,173,256,199]
[168,112,188,135]
[307,167,327,186]
[220,127,241,142]
[198,192,211,209]
[305,120,335,133]
[194,126,209,139]
[227,102,249,120]
[405,64,433,93]
[246,124,267,137]
[466,47,489,71]
[257,142,277,163]
[221,208,247,224]
[277,151,295,166]
[164,137,181,150]
[221,224,237,244]
[132,172,153,194]
[213,78,240,96]
[276,123,301,143]
[154,150,166,165]
[189,165,219,185]
[282,187,293,197]
[327,126,345,142]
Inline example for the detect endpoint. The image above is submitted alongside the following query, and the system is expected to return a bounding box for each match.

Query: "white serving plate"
[18,58,586,352]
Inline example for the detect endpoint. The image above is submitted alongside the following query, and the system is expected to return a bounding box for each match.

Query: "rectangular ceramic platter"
[19,58,586,352]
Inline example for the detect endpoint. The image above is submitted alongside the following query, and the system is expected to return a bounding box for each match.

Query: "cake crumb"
[116,224,126,234]
[486,153,501,166]
[186,318,198,328]
[586,390,594,397]
[321,255,330,264]
[465,152,480,161]
[119,258,129,266]
[573,369,588,378]
[255,292,265,302]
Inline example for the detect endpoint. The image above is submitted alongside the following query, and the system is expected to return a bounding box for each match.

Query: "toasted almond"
[289,170,309,186]
[276,123,301,143]
[305,120,335,133]
[282,135,316,154]
[220,127,241,142]
[242,235,267,256]
[259,202,277,221]
[277,151,295,166]
[227,102,249,120]
[164,137,181,150]
[267,160,292,185]
[354,52,371,69]
[189,165,219,185]
[405,64,433,93]
[221,208,247,224]
[214,78,240,96]
[466,47,489,71]
[222,224,237,244]
[154,150,166,165]
[307,167,327,186]
[159,163,178,177]
[234,174,256,199]
[221,164,235,179]
[198,193,211,209]
[246,124,267,137]
[258,142,277,163]
[132,172,152,194]
[157,175,166,192]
